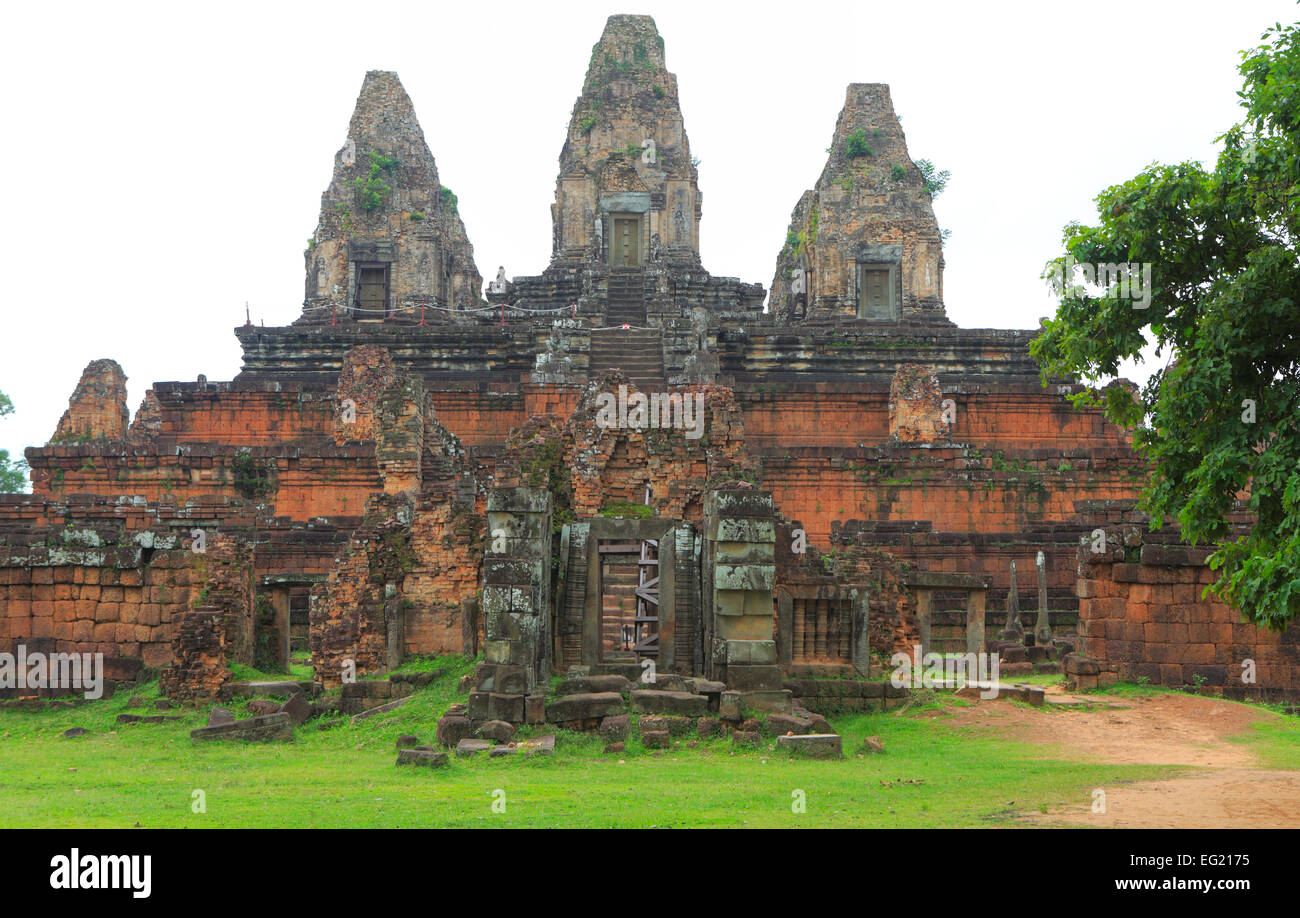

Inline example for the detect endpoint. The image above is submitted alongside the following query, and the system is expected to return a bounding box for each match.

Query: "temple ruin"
[3,13,1297,726]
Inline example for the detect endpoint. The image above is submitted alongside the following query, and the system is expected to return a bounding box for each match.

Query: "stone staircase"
[589,269,665,390]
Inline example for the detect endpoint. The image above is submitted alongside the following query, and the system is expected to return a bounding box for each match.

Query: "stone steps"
[588,326,665,389]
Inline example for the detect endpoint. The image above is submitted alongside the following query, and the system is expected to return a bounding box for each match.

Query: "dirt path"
[940,690,1300,827]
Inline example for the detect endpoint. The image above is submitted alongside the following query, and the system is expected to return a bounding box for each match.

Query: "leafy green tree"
[0,390,27,493]
[1031,22,1300,629]
[915,158,950,198]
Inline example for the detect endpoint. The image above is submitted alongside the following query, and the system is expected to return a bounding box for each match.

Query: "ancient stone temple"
[3,13,1297,710]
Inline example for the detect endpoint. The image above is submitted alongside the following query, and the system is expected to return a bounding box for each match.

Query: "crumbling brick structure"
[1074,503,1300,702]
[0,13,1201,699]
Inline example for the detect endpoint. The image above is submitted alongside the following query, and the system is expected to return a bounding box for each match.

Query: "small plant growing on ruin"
[409,211,425,222]
[845,129,873,159]
[353,151,397,211]
[915,158,950,197]
[580,115,599,134]
[890,163,907,181]
[231,450,271,500]
[652,84,665,99]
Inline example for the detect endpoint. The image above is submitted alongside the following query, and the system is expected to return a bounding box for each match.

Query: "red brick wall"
[1079,555,1300,702]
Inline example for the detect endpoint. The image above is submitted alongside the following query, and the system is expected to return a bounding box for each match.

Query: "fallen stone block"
[247,699,281,716]
[696,717,719,738]
[396,748,448,768]
[232,680,316,699]
[735,690,793,714]
[546,692,626,723]
[641,730,671,749]
[478,719,517,742]
[279,693,312,726]
[191,713,293,743]
[859,735,885,755]
[436,714,474,747]
[635,672,690,693]
[396,734,419,749]
[638,715,693,736]
[731,730,760,748]
[629,690,708,716]
[777,733,842,759]
[350,695,412,724]
[604,741,625,755]
[765,713,810,736]
[62,727,87,738]
[206,706,235,727]
[555,674,633,696]
[599,714,629,741]
[456,738,493,757]
[116,714,182,725]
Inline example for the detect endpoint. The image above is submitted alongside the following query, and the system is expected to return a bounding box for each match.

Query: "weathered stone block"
[396,748,448,767]
[629,690,708,716]
[777,733,842,759]
[436,713,473,747]
[713,640,777,665]
[190,713,294,743]
[556,674,633,696]
[737,690,793,714]
[546,691,626,722]
[641,730,670,749]
[599,714,629,741]
[638,715,693,736]
[478,719,517,742]
[456,738,493,757]
[716,664,784,691]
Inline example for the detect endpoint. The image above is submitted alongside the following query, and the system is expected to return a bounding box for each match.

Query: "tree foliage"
[1030,22,1300,629]
[0,390,27,494]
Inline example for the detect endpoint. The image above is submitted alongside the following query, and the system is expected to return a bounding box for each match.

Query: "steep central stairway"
[589,269,665,390]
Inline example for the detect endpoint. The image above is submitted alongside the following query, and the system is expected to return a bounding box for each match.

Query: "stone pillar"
[776,592,794,669]
[915,588,934,656]
[703,489,789,714]
[473,487,552,726]
[460,595,479,658]
[965,589,986,654]
[1034,550,1052,646]
[850,588,872,676]
[1001,559,1023,641]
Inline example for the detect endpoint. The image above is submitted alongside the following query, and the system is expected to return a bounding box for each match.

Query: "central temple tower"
[550,14,703,269]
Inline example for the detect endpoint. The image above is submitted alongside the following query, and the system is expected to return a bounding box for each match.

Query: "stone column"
[704,489,789,715]
[965,589,986,654]
[1001,559,1023,641]
[1034,550,1052,646]
[850,588,872,676]
[473,487,552,726]
[915,588,934,656]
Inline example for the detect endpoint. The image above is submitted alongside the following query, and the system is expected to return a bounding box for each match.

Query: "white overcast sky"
[1,0,1293,479]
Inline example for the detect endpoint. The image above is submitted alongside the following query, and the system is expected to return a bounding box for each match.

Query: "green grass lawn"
[0,656,1210,828]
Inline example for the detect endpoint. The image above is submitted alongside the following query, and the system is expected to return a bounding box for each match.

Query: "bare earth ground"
[940,689,1300,827]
